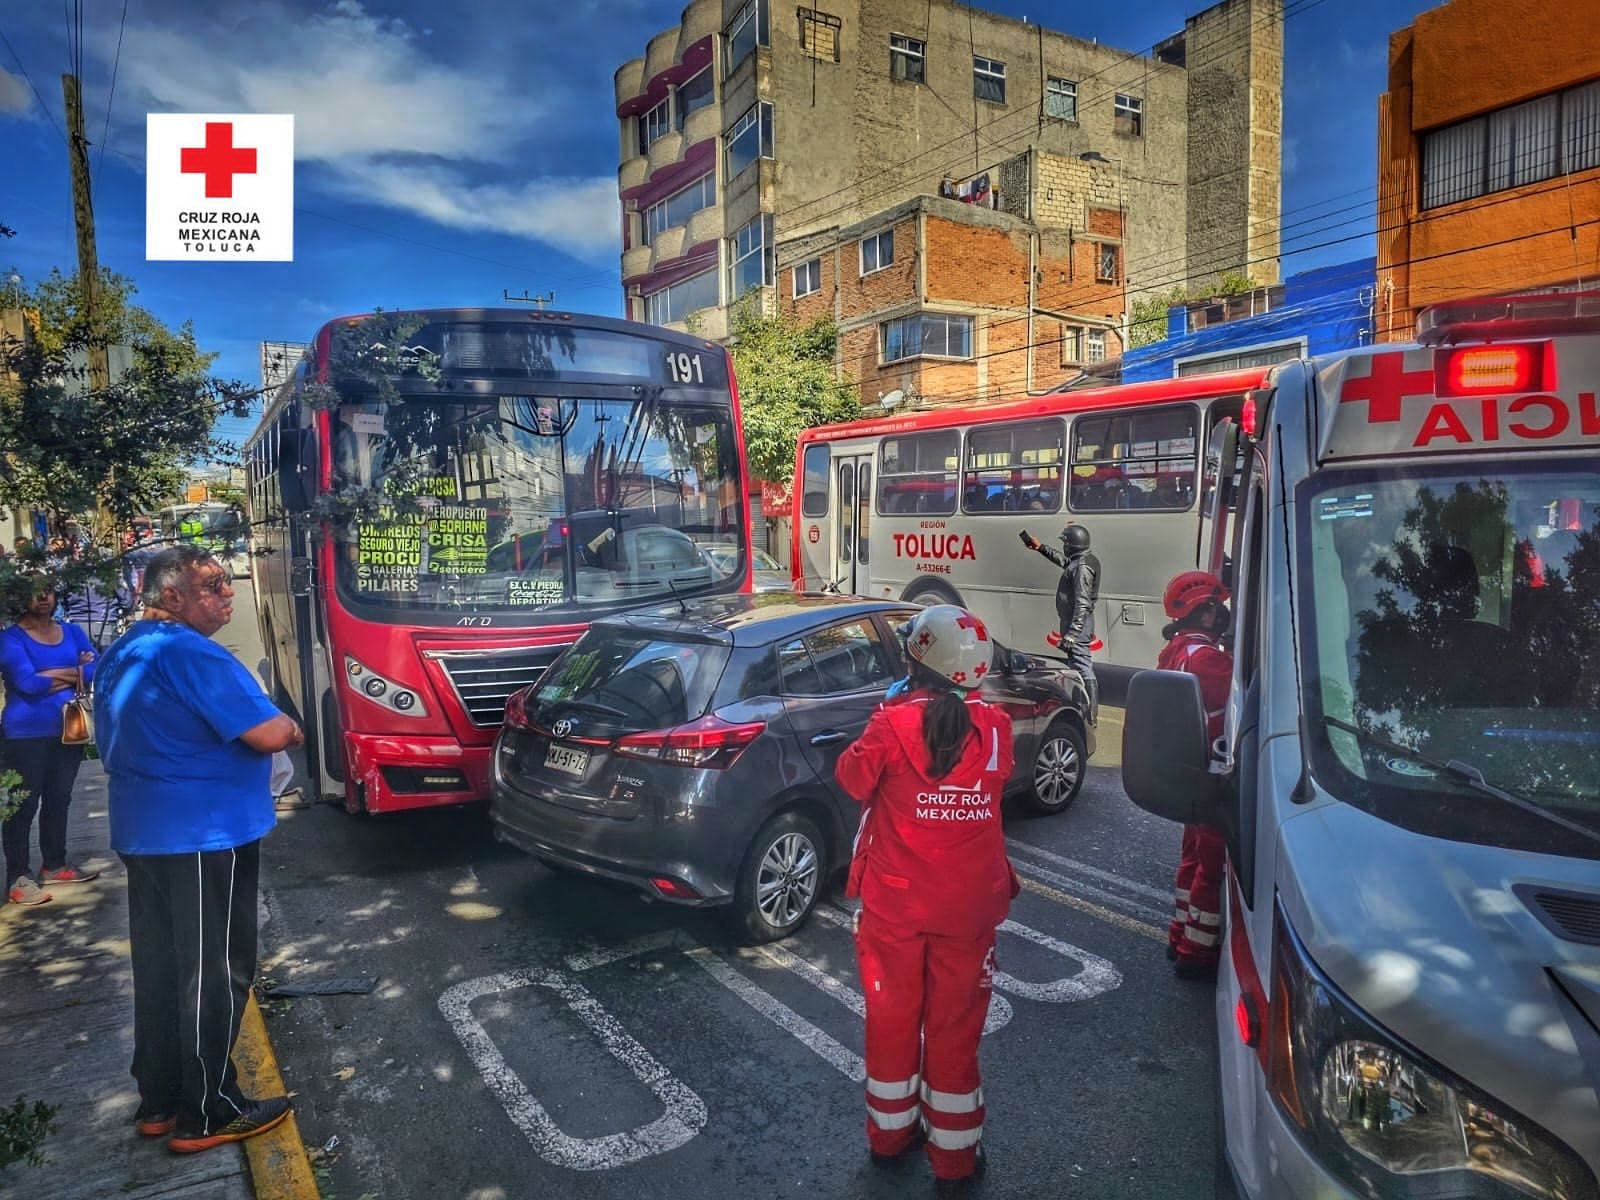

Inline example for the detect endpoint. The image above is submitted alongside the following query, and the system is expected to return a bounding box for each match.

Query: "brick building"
[614,0,1284,369]
[1375,0,1600,341]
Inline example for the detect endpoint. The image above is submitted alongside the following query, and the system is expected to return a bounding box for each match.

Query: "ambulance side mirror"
[1122,670,1225,826]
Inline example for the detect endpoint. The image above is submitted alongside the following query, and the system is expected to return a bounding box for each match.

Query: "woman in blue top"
[1,578,102,906]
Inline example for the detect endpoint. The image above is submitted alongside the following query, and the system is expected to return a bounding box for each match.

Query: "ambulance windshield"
[1300,458,1600,854]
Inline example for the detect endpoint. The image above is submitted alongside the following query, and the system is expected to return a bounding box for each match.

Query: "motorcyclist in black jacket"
[1021,523,1100,713]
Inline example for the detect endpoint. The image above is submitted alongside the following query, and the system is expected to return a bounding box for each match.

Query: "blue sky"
[0,0,1435,452]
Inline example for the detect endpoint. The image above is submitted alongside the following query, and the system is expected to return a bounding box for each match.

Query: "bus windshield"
[332,394,746,617]
[1300,459,1600,855]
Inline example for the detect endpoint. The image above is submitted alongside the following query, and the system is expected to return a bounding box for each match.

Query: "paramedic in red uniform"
[1159,571,1234,980]
[835,604,1016,1195]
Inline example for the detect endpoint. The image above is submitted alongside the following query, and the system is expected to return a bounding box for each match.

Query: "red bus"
[792,367,1273,692]
[245,309,754,813]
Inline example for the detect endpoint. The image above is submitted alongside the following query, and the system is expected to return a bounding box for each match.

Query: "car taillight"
[1434,341,1549,396]
[504,687,532,730]
[613,714,766,769]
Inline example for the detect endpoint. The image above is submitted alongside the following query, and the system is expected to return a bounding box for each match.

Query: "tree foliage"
[726,302,860,484]
[1127,271,1260,350]
[0,266,250,531]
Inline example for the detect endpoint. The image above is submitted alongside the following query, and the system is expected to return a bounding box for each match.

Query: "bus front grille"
[429,646,571,727]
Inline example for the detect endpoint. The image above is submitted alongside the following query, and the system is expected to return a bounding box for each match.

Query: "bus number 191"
[667,352,704,385]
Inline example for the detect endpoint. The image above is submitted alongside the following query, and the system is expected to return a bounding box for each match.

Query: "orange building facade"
[1375,0,1600,342]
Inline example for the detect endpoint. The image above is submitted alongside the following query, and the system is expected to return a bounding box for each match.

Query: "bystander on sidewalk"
[0,760,269,1198]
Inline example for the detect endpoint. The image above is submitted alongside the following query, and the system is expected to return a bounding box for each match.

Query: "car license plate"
[543,743,589,777]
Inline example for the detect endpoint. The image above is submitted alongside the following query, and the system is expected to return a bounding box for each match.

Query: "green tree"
[1126,272,1261,350]
[0,265,254,606]
[726,302,860,484]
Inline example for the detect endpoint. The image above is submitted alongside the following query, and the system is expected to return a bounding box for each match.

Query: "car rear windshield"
[530,627,731,735]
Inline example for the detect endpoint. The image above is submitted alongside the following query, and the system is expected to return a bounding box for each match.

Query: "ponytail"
[909,662,973,778]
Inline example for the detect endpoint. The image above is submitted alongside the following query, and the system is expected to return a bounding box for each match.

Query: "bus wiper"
[1322,715,1600,849]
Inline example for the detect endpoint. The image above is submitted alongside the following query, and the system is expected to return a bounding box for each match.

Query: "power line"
[0,23,65,138]
[96,0,128,177]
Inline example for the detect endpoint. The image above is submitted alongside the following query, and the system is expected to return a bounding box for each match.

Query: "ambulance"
[1121,290,1600,1199]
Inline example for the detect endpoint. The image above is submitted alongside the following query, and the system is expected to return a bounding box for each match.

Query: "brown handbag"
[61,665,94,746]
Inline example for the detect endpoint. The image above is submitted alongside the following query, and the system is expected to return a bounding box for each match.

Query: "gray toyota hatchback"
[489,594,1094,942]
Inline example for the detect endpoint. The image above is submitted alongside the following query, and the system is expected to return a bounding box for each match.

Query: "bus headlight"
[1265,901,1596,1199]
[343,656,427,719]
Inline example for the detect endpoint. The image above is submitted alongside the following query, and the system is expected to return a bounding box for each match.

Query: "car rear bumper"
[488,746,743,905]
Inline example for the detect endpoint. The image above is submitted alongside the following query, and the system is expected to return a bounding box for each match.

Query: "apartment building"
[615,0,1282,392]
[1375,0,1600,340]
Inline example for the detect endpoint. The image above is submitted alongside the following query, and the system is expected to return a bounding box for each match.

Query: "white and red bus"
[792,368,1274,692]
[245,308,754,813]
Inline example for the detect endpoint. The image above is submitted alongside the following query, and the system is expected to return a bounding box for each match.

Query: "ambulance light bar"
[1416,290,1600,345]
[1434,342,1550,397]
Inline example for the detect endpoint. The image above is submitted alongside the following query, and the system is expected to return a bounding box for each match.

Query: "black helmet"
[1059,523,1091,552]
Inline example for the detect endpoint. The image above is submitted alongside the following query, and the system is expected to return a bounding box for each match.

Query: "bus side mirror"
[1122,670,1225,826]
[278,430,313,514]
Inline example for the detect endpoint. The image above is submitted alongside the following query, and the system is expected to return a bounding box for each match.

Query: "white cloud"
[0,66,32,115]
[86,1,614,255]
[322,160,620,259]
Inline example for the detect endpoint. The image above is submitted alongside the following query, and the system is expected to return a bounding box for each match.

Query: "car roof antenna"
[664,576,689,615]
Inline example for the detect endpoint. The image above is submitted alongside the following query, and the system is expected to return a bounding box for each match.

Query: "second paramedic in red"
[1158,571,1234,979]
[835,604,1016,1193]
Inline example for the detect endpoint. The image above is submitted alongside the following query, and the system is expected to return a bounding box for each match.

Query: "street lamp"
[1079,151,1128,355]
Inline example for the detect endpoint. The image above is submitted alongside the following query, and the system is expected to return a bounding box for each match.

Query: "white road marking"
[438,968,706,1171]
[1005,839,1172,902]
[1009,856,1172,925]
[565,931,682,973]
[683,946,867,1083]
[992,919,1123,1003]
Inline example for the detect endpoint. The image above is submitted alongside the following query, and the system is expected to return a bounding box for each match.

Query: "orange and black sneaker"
[134,1108,176,1137]
[168,1096,291,1154]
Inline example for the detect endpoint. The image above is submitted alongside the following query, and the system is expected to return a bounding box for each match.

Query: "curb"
[233,992,321,1200]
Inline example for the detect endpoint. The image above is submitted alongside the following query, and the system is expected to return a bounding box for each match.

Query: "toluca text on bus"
[244,308,754,814]
[1122,290,1600,1200]
[791,366,1273,690]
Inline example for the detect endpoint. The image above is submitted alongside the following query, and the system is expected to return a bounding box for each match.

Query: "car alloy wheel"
[734,811,827,943]
[1028,721,1086,814]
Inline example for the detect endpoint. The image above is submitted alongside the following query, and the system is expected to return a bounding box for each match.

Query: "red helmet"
[1163,571,1229,621]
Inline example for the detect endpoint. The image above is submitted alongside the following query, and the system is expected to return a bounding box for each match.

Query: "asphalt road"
[218,584,1218,1200]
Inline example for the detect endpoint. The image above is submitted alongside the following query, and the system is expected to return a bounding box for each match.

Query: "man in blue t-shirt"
[95,544,304,1153]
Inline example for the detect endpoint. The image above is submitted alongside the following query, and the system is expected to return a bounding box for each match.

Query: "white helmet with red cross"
[902,604,993,688]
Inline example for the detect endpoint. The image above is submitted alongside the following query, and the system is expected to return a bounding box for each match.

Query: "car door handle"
[810,730,849,747]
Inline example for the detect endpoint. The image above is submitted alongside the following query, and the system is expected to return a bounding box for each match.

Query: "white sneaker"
[7,875,53,906]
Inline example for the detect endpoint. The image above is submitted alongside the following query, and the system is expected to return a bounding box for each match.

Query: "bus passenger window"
[1069,405,1198,512]
[801,445,830,517]
[962,419,1063,515]
[878,431,958,515]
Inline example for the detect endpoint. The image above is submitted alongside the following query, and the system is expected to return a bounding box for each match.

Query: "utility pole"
[62,73,108,393]
[503,289,555,309]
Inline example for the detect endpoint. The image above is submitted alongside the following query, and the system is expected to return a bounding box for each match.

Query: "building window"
[1175,340,1304,377]
[890,34,925,84]
[726,101,775,180]
[962,419,1063,514]
[1069,404,1198,512]
[1046,76,1077,121]
[674,68,714,132]
[729,213,775,299]
[637,98,671,156]
[726,0,769,77]
[645,269,720,326]
[880,313,973,363]
[1097,244,1119,283]
[974,56,1006,104]
[879,431,959,515]
[799,8,841,62]
[1059,324,1082,366]
[642,173,716,246]
[860,228,894,275]
[1422,80,1600,209]
[1085,330,1106,364]
[1114,93,1142,137]
[793,257,822,298]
